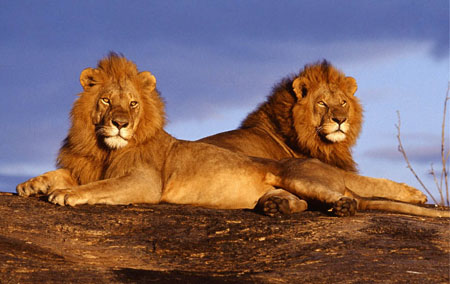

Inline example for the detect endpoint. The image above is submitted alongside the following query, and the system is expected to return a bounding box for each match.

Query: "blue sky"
[1,1,448,202]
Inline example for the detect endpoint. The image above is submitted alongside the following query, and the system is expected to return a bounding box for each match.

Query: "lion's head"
[241,60,363,171]
[291,61,362,146]
[70,53,165,150]
[57,53,166,182]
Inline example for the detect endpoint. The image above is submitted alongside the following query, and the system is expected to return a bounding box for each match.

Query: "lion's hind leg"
[331,197,357,217]
[265,172,358,217]
[342,174,427,204]
[356,197,450,218]
[257,188,308,216]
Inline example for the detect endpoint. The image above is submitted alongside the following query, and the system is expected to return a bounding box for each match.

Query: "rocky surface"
[0,192,448,283]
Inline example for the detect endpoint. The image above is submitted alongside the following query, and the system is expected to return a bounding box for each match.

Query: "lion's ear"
[138,71,156,92]
[345,77,358,95]
[292,77,309,99]
[80,68,101,91]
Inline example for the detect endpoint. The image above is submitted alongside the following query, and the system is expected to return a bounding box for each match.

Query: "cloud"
[0,163,54,177]
[1,1,447,58]
[364,144,447,165]
[0,0,447,179]
[1,0,447,124]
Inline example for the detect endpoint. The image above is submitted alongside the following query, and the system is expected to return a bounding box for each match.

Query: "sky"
[0,1,449,203]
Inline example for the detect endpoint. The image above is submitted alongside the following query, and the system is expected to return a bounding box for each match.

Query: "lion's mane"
[241,61,363,171]
[56,53,166,184]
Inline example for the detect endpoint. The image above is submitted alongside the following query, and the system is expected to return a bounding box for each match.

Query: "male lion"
[15,53,308,213]
[200,61,449,217]
[16,54,447,218]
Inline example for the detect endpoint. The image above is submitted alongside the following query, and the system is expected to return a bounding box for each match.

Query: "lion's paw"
[262,196,308,216]
[331,197,357,217]
[16,175,51,197]
[48,189,87,207]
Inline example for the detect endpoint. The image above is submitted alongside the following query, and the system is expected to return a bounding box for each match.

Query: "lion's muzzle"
[97,112,134,149]
[321,118,349,143]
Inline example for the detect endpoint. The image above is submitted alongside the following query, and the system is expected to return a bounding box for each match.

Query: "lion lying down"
[16,54,448,218]
[200,60,450,217]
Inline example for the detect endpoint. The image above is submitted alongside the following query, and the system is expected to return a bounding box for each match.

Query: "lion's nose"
[112,118,129,129]
[332,117,347,125]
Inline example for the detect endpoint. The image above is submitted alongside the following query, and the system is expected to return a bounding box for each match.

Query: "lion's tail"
[357,199,450,218]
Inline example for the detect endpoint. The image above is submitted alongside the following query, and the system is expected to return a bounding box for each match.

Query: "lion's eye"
[342,100,347,106]
[130,101,139,108]
[101,98,110,105]
[317,101,327,107]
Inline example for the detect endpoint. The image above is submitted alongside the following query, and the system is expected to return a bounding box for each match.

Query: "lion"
[15,53,309,213]
[200,61,449,217]
[16,54,448,218]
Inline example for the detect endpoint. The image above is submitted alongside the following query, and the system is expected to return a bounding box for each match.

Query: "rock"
[0,192,448,283]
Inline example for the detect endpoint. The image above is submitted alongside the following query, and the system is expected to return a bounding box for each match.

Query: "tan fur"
[16,53,305,212]
[200,61,449,217]
[16,55,447,218]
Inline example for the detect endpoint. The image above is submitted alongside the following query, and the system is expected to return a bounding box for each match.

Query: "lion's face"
[76,60,160,150]
[92,82,142,149]
[308,84,351,143]
[292,74,361,145]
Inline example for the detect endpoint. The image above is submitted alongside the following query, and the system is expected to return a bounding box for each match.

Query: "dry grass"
[396,86,449,206]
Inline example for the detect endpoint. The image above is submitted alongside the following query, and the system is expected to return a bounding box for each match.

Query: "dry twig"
[440,86,449,205]
[396,86,449,206]
[430,164,444,204]
[395,111,439,204]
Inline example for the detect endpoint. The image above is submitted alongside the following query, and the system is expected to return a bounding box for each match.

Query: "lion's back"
[199,128,293,160]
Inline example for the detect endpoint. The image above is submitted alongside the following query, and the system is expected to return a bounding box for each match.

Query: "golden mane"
[18,55,446,218]
[241,60,363,172]
[56,53,166,184]
[295,61,358,93]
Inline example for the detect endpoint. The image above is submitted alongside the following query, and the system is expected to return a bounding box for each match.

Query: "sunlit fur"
[104,136,129,149]
[18,56,446,217]
[57,53,165,184]
[241,60,363,172]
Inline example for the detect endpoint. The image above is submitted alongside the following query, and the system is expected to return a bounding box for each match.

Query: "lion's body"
[161,140,276,208]
[202,62,362,171]
[17,54,282,210]
[200,61,449,217]
[16,55,448,218]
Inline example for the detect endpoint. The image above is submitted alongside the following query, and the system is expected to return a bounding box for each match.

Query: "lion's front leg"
[16,168,78,197]
[48,169,163,206]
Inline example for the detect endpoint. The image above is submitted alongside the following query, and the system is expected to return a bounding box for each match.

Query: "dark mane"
[240,61,363,172]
